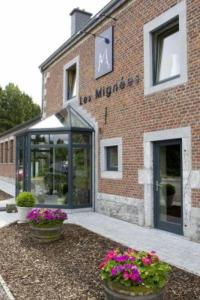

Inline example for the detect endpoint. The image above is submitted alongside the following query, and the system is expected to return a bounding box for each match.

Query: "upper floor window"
[63,56,79,104]
[144,0,187,95]
[67,64,77,100]
[153,18,180,85]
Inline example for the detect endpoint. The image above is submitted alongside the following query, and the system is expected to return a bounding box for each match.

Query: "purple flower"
[129,268,142,284]
[113,255,129,263]
[27,208,67,224]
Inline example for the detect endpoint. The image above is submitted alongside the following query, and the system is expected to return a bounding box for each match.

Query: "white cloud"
[0,0,109,105]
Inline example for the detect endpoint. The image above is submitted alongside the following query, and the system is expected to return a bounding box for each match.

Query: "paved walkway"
[0,210,200,276]
[66,212,200,276]
[0,177,15,197]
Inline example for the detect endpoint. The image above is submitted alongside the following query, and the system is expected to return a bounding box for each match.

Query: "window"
[144,0,187,95]
[106,146,118,171]
[100,138,122,179]
[0,143,3,163]
[5,141,8,163]
[63,56,79,104]
[153,18,180,85]
[67,64,77,100]
[10,140,14,163]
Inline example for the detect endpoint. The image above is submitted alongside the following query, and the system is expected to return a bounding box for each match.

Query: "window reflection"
[31,134,49,145]
[50,134,69,145]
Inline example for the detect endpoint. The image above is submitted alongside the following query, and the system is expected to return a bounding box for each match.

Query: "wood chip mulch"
[0,190,12,201]
[0,223,199,300]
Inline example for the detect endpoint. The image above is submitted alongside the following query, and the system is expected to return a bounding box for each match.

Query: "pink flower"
[106,250,118,259]
[123,271,130,280]
[142,257,152,266]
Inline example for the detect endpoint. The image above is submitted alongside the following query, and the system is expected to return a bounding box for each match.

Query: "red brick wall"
[0,138,16,178]
[43,0,200,208]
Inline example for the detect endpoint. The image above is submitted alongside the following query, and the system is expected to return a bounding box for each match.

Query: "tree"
[0,83,41,133]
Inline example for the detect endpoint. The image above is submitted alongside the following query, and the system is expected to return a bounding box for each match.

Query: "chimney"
[70,8,92,36]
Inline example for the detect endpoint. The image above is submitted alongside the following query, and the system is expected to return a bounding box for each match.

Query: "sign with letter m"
[95,26,113,79]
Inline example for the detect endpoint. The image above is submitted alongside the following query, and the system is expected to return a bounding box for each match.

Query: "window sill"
[101,171,122,180]
[144,75,187,96]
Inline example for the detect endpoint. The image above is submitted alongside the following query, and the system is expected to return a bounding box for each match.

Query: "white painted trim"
[141,127,192,239]
[144,0,187,95]
[63,56,80,106]
[100,137,123,180]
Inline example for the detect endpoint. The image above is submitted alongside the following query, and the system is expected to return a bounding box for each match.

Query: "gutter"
[39,0,129,72]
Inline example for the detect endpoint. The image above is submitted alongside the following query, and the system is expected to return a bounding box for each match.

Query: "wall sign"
[95,26,113,79]
[80,74,141,105]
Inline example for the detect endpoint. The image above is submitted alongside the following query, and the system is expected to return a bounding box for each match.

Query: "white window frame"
[100,137,122,179]
[63,56,79,105]
[144,0,187,95]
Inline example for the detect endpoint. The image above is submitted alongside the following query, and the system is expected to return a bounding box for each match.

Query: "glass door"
[153,139,183,234]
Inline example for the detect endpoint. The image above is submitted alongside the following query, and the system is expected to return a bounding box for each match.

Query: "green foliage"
[100,249,171,295]
[166,184,176,196]
[0,83,41,133]
[16,192,36,207]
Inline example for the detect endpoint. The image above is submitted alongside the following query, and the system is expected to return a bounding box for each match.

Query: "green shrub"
[166,184,176,196]
[16,192,36,207]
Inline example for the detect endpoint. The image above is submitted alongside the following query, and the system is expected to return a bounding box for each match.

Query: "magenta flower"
[27,208,67,225]
[142,257,152,266]
[123,271,130,280]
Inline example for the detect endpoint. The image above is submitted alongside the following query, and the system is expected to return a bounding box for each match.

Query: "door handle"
[155,181,164,192]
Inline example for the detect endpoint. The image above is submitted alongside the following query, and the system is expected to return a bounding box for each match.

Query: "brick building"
[0,0,200,242]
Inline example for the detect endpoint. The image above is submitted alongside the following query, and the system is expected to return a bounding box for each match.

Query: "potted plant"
[166,184,176,207]
[27,208,67,242]
[16,192,36,223]
[100,248,171,300]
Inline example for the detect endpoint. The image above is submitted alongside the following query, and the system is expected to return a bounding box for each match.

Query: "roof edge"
[0,115,42,138]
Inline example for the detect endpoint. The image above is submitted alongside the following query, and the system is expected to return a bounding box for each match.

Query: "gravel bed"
[0,190,12,201]
[0,223,199,300]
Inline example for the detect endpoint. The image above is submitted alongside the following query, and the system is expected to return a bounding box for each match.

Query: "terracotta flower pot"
[103,282,164,300]
[29,223,63,242]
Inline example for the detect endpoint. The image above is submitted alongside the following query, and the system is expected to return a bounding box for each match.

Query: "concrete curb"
[0,275,15,300]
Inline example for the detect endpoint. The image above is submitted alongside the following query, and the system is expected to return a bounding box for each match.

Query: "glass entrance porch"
[16,107,93,209]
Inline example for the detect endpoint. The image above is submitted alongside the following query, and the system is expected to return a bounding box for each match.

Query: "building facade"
[0,0,200,242]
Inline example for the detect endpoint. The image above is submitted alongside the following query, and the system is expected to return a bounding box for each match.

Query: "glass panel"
[29,107,92,130]
[56,108,71,128]
[16,147,24,193]
[159,143,182,224]
[67,64,77,100]
[158,30,180,82]
[31,144,68,206]
[72,133,90,145]
[106,146,118,171]
[31,134,49,145]
[72,147,91,207]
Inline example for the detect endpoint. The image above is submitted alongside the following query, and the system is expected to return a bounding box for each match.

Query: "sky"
[0,0,110,106]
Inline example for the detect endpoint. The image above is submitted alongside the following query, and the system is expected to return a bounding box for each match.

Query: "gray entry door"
[153,139,183,235]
